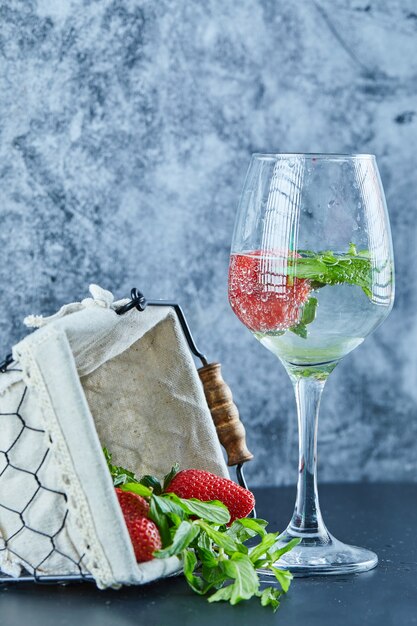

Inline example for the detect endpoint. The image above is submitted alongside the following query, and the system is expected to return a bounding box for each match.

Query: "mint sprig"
[290,244,373,298]
[152,512,297,611]
[104,449,299,612]
[267,244,374,340]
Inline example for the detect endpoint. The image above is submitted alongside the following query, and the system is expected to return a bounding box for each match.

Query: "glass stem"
[287,372,329,539]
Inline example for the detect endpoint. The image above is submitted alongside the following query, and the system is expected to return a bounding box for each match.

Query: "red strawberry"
[228,250,310,332]
[165,469,255,523]
[115,488,150,519]
[125,516,162,562]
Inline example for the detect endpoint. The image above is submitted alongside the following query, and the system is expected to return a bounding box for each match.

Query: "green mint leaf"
[103,447,112,464]
[169,495,230,525]
[120,482,152,498]
[168,512,184,528]
[112,473,136,487]
[154,521,200,558]
[197,531,212,551]
[226,518,268,542]
[201,564,226,586]
[152,494,186,520]
[162,463,180,490]
[289,323,307,339]
[139,475,162,494]
[249,533,280,563]
[197,522,239,553]
[271,567,293,593]
[259,587,282,612]
[220,553,260,604]
[288,256,328,280]
[182,549,211,594]
[245,518,268,530]
[197,546,219,569]
[235,543,249,555]
[251,557,270,569]
[208,585,233,604]
[182,549,198,585]
[149,497,172,547]
[300,297,318,325]
[269,537,301,562]
[289,296,318,339]
[321,252,339,266]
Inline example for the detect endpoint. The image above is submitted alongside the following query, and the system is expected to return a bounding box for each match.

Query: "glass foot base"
[259,531,378,578]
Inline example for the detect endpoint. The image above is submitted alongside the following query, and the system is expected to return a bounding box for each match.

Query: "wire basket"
[0,288,253,587]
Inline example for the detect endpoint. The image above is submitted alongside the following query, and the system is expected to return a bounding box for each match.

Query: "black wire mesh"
[0,380,91,584]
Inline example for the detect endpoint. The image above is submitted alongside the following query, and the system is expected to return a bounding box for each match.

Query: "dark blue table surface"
[1,483,416,626]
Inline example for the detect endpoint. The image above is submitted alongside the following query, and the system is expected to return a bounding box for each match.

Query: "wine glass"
[228,153,394,575]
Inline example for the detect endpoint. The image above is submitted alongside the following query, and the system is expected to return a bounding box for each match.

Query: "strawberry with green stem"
[164,468,255,524]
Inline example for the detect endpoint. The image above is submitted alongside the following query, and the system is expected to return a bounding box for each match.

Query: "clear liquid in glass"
[228,251,391,367]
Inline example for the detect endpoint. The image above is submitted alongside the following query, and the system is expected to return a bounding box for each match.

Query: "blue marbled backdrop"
[1,0,416,485]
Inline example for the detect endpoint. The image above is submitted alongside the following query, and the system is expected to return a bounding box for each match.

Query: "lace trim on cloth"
[23,284,115,329]
[13,333,117,589]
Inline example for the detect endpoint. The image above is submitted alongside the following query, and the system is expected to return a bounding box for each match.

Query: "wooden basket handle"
[198,362,253,467]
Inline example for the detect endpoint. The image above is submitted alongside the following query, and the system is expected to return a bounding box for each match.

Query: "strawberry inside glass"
[228,250,311,333]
